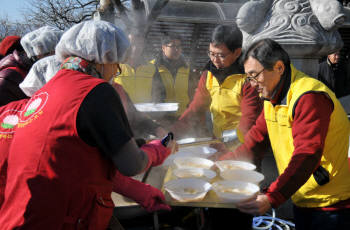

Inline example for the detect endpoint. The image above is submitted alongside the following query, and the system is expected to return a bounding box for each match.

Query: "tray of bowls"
[161,147,264,208]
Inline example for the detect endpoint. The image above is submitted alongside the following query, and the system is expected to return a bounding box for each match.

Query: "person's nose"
[250,81,259,88]
[212,56,223,64]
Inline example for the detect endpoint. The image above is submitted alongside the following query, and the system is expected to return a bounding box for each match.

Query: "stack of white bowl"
[164,146,265,204]
[164,154,216,202]
[212,160,264,203]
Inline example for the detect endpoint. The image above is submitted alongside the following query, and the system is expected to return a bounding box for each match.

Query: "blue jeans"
[293,205,350,230]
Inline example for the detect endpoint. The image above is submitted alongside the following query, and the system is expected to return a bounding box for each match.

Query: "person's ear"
[95,63,103,75]
[233,48,242,58]
[161,45,166,53]
[274,60,285,76]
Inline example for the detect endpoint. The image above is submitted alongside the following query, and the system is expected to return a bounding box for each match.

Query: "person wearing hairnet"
[19,55,171,213]
[20,26,62,63]
[19,55,61,97]
[0,20,175,230]
[0,26,62,106]
[20,55,168,139]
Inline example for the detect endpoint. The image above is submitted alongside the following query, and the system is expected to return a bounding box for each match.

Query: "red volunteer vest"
[0,99,29,208]
[0,69,115,230]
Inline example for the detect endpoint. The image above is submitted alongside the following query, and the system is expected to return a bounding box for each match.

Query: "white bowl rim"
[164,178,212,202]
[211,180,260,202]
[174,156,214,169]
[215,160,256,171]
[220,169,264,184]
[173,168,217,179]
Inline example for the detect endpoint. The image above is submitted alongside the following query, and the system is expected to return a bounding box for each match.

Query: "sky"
[1,0,28,22]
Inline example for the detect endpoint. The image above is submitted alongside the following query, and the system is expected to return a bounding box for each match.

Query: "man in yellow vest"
[115,32,191,116]
[171,24,262,230]
[172,24,262,141]
[219,38,350,229]
[151,33,190,114]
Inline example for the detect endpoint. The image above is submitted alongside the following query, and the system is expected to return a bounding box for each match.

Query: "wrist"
[266,191,285,208]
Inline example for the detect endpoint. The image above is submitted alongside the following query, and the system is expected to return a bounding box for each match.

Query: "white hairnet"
[20,55,61,96]
[55,20,130,64]
[20,26,63,58]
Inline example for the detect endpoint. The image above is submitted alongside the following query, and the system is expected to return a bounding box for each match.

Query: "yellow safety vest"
[150,59,190,115]
[206,71,246,140]
[265,65,350,208]
[114,63,156,103]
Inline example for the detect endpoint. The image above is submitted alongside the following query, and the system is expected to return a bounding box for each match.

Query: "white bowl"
[215,160,256,172]
[163,146,217,166]
[220,170,264,184]
[174,157,214,169]
[162,151,196,166]
[173,168,217,181]
[177,145,217,158]
[212,180,259,203]
[164,178,212,202]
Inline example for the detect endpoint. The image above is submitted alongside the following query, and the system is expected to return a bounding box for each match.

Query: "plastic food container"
[174,157,214,169]
[173,168,217,181]
[215,160,256,172]
[164,178,212,202]
[212,180,259,203]
[220,169,264,184]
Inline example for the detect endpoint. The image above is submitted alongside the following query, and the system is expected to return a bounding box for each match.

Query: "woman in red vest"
[0,99,29,209]
[0,20,175,230]
[19,52,171,215]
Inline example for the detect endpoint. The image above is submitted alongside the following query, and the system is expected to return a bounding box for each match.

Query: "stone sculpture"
[236,0,346,57]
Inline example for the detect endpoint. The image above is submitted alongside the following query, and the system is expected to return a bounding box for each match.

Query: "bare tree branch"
[0,15,33,40]
[24,0,100,30]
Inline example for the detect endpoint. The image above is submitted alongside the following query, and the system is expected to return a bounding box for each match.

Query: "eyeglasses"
[246,68,265,83]
[207,51,230,60]
[166,44,182,49]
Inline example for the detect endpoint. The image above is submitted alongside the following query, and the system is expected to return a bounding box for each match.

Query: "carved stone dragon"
[236,0,346,56]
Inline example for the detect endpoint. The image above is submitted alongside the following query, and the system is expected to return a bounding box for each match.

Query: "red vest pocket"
[63,186,114,230]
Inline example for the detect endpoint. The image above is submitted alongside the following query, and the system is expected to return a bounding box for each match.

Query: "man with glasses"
[219,38,350,230]
[115,32,190,116]
[150,32,190,116]
[171,24,262,229]
[173,24,262,143]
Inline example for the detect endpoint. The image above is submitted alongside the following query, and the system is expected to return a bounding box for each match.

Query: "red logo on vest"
[18,92,49,128]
